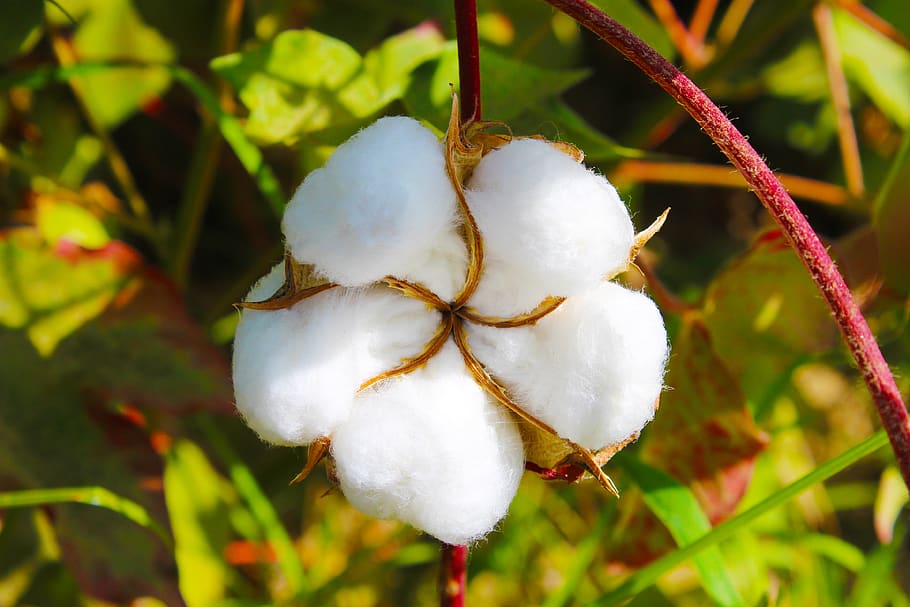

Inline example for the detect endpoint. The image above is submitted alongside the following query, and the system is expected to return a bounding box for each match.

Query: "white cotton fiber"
[466,281,668,450]
[331,342,525,545]
[232,265,442,446]
[466,139,635,317]
[282,117,467,298]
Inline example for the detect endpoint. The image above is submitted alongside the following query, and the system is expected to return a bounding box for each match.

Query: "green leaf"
[833,7,910,127]
[620,457,745,607]
[35,198,111,250]
[0,61,287,217]
[404,42,589,130]
[703,230,838,417]
[594,431,890,606]
[604,319,767,572]
[164,440,233,606]
[71,0,176,127]
[0,0,43,62]
[873,133,910,295]
[760,41,828,103]
[588,0,676,60]
[212,26,444,144]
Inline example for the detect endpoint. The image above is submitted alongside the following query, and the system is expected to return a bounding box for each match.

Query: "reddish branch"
[443,3,479,605]
[543,0,910,488]
[454,0,482,124]
[439,544,468,607]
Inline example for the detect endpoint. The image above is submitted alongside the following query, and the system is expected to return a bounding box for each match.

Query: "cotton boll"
[466,139,634,316]
[467,282,668,450]
[232,266,442,446]
[331,342,525,545]
[283,117,466,292]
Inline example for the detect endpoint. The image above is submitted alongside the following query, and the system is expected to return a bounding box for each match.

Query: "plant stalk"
[544,0,910,489]
[440,543,468,607]
[439,3,479,604]
[454,0,482,124]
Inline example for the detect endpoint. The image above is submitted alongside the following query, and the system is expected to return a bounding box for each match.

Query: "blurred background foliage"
[0,0,909,605]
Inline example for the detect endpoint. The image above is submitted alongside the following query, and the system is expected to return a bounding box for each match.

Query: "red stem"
[454,0,482,123]
[438,5,478,605]
[439,543,468,607]
[543,0,910,489]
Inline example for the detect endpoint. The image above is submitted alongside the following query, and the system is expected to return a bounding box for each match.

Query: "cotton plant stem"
[439,543,468,607]
[813,2,864,198]
[544,0,910,489]
[442,2,479,604]
[454,0,482,124]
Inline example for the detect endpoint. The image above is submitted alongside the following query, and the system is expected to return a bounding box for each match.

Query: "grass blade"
[593,431,889,606]
[619,456,744,607]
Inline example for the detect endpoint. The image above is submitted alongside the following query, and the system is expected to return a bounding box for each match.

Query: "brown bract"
[238,97,667,497]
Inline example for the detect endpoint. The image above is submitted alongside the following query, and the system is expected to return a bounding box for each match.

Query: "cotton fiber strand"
[467,281,668,449]
[466,139,635,316]
[331,343,525,545]
[232,266,442,446]
[282,117,466,293]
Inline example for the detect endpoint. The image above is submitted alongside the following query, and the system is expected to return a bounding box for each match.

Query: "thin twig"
[813,3,864,198]
[454,0,482,124]
[48,30,153,226]
[612,160,851,206]
[715,0,755,47]
[543,0,910,489]
[689,0,719,46]
[170,0,245,289]
[439,544,468,607]
[646,0,707,67]
[834,0,910,51]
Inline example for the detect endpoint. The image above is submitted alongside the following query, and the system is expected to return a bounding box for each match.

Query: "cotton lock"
[232,110,669,545]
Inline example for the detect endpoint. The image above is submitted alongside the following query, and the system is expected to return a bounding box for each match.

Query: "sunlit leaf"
[833,7,910,127]
[71,0,176,127]
[213,25,444,144]
[35,197,111,250]
[703,230,838,416]
[164,439,232,606]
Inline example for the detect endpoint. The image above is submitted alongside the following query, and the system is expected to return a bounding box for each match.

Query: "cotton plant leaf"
[606,317,768,569]
[0,227,235,600]
[703,230,838,417]
[873,134,910,295]
[211,25,445,144]
[70,0,176,128]
[403,42,589,131]
[833,6,910,128]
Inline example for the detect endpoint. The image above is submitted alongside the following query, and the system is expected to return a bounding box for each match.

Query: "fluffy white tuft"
[232,265,441,446]
[282,117,467,299]
[331,342,525,545]
[466,139,634,317]
[467,281,668,450]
